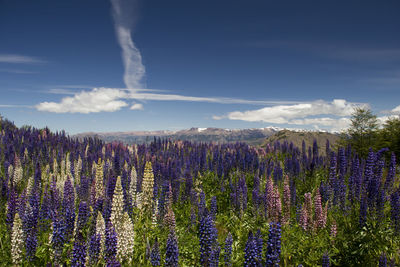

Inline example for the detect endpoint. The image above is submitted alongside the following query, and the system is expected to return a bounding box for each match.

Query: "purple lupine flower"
[63,178,76,240]
[329,152,337,206]
[105,223,118,265]
[52,213,66,264]
[165,231,179,267]
[210,195,217,220]
[224,233,233,267]
[209,245,221,267]
[39,185,52,230]
[350,157,362,203]
[6,188,17,229]
[384,153,396,193]
[199,212,219,266]
[326,139,330,158]
[150,239,161,266]
[198,191,206,219]
[88,233,101,266]
[369,158,384,214]
[71,233,87,267]
[322,252,330,267]
[338,147,346,177]
[238,175,248,213]
[379,253,387,267]
[390,191,400,233]
[319,181,329,204]
[33,161,41,192]
[252,174,261,212]
[24,202,38,262]
[254,230,263,262]
[17,190,27,221]
[76,201,89,231]
[359,189,368,227]
[265,222,281,267]
[273,163,283,183]
[244,232,260,267]
[79,175,90,203]
[376,187,385,221]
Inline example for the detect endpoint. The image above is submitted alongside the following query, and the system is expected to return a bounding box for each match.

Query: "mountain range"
[75,127,339,147]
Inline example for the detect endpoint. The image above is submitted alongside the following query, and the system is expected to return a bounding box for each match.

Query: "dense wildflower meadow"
[0,117,399,266]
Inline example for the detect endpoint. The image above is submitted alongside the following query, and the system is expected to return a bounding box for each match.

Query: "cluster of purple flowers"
[1,115,399,266]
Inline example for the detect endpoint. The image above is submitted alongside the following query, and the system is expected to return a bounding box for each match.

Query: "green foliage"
[377,117,400,160]
[343,107,378,158]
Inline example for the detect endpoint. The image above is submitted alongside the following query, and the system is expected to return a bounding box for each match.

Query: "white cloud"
[111,0,145,89]
[0,54,45,64]
[35,88,128,113]
[214,99,361,122]
[392,105,400,114]
[213,99,366,131]
[130,103,143,110]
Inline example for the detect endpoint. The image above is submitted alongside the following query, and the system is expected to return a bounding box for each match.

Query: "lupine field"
[0,117,399,266]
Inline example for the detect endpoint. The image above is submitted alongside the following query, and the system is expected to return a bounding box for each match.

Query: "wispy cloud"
[127,91,301,105]
[0,104,33,108]
[111,0,145,89]
[242,40,400,63]
[46,89,79,95]
[0,54,45,64]
[0,68,38,74]
[35,87,305,113]
[213,99,367,131]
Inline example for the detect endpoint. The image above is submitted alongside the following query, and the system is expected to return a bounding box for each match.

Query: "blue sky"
[0,0,399,134]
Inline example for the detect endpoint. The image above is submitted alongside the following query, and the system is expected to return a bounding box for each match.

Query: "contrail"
[110,0,145,90]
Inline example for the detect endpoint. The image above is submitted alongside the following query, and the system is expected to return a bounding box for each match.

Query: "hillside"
[263,129,340,154]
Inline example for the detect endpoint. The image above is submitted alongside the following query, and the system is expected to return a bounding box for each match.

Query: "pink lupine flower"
[314,189,326,230]
[283,176,291,225]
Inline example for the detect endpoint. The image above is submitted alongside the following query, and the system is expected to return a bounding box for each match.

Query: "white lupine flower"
[74,155,82,182]
[26,176,34,195]
[130,165,138,207]
[13,156,23,185]
[142,161,154,210]
[96,211,105,256]
[117,212,135,263]
[42,164,50,184]
[8,164,14,181]
[60,157,66,176]
[152,199,159,227]
[84,144,89,158]
[65,152,71,176]
[53,157,58,175]
[11,213,24,265]
[111,176,135,263]
[95,158,104,199]
[23,148,29,161]
[127,145,134,155]
[136,192,143,210]
[111,176,125,230]
[123,161,129,172]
